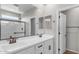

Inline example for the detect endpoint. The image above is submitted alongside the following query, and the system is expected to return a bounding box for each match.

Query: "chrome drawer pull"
[40,52,43,54]
[38,45,42,48]
[49,45,51,50]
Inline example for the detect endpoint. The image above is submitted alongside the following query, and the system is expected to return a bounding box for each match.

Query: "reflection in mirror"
[30,18,36,36]
[44,15,52,29]
[44,15,52,34]
[1,15,19,20]
[38,15,52,34]
[1,21,9,24]
[0,19,26,40]
[39,17,44,29]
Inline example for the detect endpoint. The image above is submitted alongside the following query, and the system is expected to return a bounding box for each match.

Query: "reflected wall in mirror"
[30,18,36,36]
[0,19,26,40]
[38,15,52,34]
[44,15,52,29]
[39,15,52,30]
[39,17,44,29]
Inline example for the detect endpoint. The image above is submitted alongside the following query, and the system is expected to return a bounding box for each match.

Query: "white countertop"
[0,34,54,54]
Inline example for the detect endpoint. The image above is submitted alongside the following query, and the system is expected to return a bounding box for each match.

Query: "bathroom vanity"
[0,34,54,54]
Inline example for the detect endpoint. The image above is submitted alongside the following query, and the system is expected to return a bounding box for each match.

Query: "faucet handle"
[9,39,12,44]
[13,38,16,43]
[10,36,13,39]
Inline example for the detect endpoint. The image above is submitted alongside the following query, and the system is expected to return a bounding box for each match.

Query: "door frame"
[30,17,36,36]
[58,12,66,54]
[56,5,79,54]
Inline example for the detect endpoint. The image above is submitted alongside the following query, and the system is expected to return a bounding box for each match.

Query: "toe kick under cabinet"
[16,39,53,54]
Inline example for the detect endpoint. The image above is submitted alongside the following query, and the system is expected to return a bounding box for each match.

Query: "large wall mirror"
[44,15,52,29]
[39,17,44,29]
[38,15,52,34]
[0,18,26,40]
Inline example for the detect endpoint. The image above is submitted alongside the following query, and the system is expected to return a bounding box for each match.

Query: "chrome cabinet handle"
[49,45,51,50]
[38,45,43,48]
[40,52,43,54]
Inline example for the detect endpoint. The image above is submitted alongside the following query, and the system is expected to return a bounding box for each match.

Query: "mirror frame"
[0,18,26,40]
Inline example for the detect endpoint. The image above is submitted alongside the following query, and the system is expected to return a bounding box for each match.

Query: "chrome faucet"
[37,33,44,37]
[9,36,16,44]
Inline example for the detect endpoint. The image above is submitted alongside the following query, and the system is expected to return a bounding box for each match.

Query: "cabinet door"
[35,43,44,54]
[16,46,35,54]
[44,39,53,54]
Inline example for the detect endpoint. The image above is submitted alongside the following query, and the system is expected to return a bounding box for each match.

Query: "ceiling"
[14,4,37,12]
[1,4,46,14]
[14,4,46,12]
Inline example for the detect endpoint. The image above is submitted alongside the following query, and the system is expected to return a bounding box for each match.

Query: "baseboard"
[66,49,79,54]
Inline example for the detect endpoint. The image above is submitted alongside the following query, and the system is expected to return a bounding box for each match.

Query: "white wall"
[21,4,77,53]
[63,7,79,52]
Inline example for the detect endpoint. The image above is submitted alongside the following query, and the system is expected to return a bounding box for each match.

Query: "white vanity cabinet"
[35,39,53,54]
[16,46,35,54]
[0,34,54,54]
[35,43,44,54]
[44,39,53,54]
[15,39,53,54]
